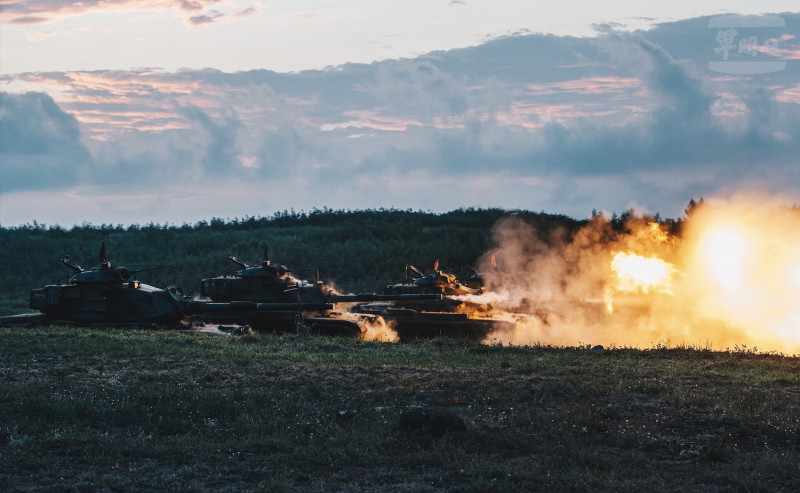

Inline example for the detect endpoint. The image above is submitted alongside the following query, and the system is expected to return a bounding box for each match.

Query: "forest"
[0,208,599,315]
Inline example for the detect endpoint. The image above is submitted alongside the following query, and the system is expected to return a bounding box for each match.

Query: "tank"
[351,260,515,341]
[0,244,441,337]
[17,243,190,326]
[200,248,332,304]
[193,248,440,337]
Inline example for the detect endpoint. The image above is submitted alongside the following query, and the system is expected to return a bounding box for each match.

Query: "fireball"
[697,225,747,290]
[604,251,676,313]
[610,252,675,294]
[680,204,800,352]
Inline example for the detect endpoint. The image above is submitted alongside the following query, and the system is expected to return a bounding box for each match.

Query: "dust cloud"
[357,313,400,342]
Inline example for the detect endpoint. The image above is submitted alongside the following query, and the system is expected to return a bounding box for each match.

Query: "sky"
[1,1,799,227]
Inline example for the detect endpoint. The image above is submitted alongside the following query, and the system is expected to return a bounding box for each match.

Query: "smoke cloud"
[478,197,800,354]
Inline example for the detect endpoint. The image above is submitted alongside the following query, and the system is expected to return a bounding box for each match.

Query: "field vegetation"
[2,326,799,491]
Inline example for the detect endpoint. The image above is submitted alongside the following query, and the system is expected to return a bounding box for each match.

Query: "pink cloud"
[776,84,800,104]
[320,110,418,132]
[494,100,649,129]
[0,0,247,26]
[12,71,221,139]
[524,77,643,96]
[5,15,53,25]
[775,48,800,60]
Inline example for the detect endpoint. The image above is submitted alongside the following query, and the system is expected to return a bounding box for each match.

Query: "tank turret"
[384,259,484,297]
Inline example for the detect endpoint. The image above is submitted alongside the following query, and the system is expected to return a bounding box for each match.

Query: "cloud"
[492,32,800,185]
[346,29,800,213]
[187,6,257,26]
[5,16,53,25]
[2,14,799,226]
[0,92,93,192]
[188,13,222,26]
[0,0,253,26]
[176,102,243,175]
[367,60,470,118]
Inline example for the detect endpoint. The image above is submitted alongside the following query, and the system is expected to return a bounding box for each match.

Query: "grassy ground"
[1,326,799,492]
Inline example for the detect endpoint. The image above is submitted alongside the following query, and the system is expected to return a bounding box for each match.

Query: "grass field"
[1,326,799,492]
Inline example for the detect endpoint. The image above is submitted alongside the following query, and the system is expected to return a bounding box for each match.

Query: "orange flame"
[605,251,675,313]
[610,252,675,294]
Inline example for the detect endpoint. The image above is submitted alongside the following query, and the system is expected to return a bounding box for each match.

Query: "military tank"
[0,243,345,331]
[193,248,440,337]
[0,243,190,327]
[351,260,515,341]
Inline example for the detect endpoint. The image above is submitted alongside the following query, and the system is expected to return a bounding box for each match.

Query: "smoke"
[478,200,800,354]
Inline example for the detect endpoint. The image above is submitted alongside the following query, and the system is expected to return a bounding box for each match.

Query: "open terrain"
[1,326,799,492]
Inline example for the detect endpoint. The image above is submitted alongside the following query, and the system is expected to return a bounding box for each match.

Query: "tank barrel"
[331,293,442,302]
[186,300,334,314]
[61,258,83,273]
[228,254,248,269]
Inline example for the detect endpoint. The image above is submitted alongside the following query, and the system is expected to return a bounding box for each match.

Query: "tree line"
[0,208,590,314]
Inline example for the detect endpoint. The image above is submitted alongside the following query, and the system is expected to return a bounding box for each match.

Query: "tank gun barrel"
[129,264,172,275]
[61,258,83,273]
[228,254,248,269]
[186,300,334,314]
[331,293,442,302]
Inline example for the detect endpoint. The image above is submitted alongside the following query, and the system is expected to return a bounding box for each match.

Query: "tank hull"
[0,312,187,329]
[352,303,514,341]
[28,283,188,325]
[189,310,377,336]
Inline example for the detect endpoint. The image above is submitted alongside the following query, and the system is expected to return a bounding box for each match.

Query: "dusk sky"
[1,1,799,227]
